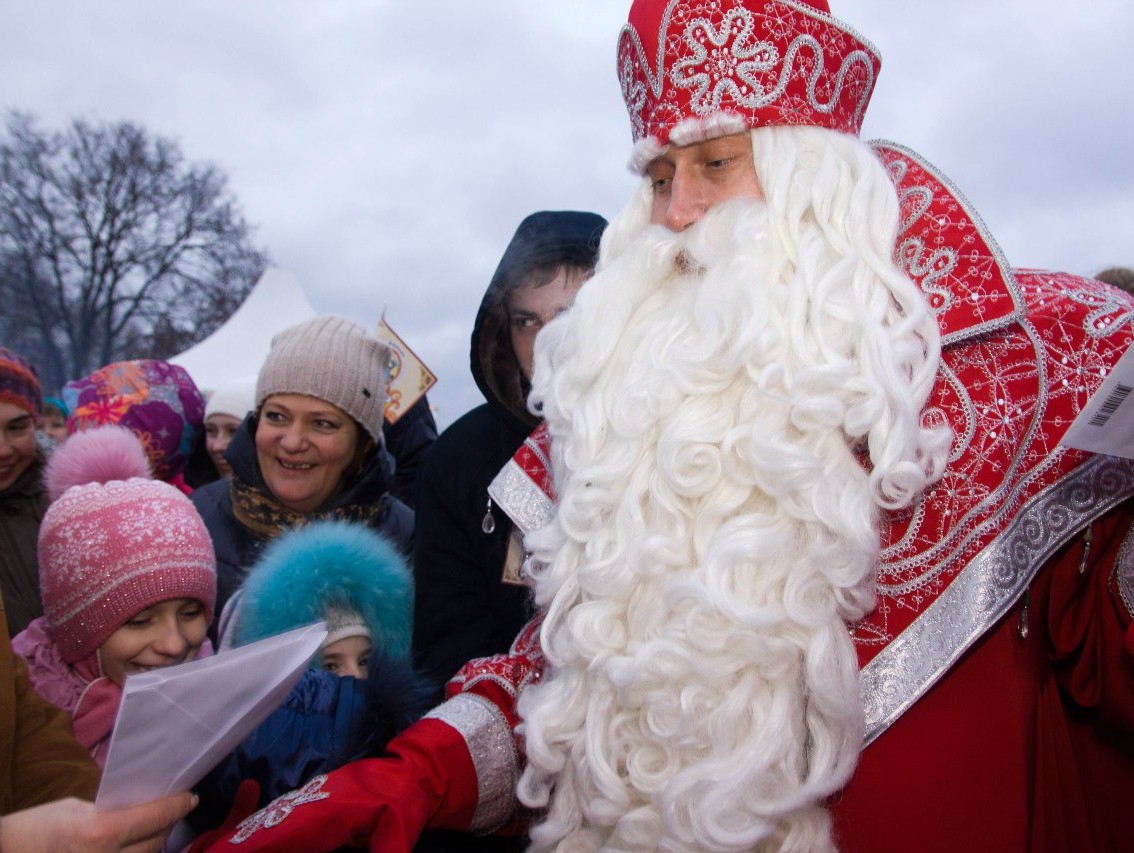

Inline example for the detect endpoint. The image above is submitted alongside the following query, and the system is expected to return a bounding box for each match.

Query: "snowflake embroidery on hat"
[230,775,331,844]
[619,0,881,146]
[672,8,779,111]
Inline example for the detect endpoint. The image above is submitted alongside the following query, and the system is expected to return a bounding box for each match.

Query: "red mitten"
[194,717,478,852]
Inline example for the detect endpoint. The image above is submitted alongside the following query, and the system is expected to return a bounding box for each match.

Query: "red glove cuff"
[197,718,478,853]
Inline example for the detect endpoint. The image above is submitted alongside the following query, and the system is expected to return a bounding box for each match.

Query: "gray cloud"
[2,1,1130,425]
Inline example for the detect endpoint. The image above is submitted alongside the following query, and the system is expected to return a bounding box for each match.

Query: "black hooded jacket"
[411,211,606,688]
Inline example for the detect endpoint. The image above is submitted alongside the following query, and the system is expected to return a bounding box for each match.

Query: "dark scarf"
[229,475,384,541]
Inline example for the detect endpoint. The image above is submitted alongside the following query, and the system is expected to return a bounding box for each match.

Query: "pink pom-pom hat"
[37,426,216,664]
[43,424,152,501]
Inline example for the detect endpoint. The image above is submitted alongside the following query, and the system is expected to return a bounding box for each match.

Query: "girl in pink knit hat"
[12,424,217,767]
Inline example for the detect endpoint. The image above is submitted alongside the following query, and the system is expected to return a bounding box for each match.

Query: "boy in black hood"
[412,211,606,689]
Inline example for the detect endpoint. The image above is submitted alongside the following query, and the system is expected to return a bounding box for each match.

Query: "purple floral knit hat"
[63,360,205,483]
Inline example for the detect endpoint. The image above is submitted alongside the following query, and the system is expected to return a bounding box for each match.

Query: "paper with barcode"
[95,622,327,811]
[1060,344,1134,459]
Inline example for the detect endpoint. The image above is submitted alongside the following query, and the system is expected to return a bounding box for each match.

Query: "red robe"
[833,500,1134,852]
[452,143,1134,851]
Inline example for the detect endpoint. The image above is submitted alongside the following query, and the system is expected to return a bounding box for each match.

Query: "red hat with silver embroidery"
[618,0,881,170]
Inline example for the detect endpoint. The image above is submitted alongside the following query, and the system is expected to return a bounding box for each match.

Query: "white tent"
[170,267,318,393]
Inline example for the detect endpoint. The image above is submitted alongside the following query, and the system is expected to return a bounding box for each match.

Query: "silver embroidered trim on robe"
[1116,520,1134,620]
[426,693,519,833]
[861,453,1134,745]
[487,461,555,537]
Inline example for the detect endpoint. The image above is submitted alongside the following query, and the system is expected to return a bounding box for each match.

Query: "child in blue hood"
[191,521,434,835]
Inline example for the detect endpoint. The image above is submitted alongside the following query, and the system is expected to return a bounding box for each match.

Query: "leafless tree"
[0,112,267,392]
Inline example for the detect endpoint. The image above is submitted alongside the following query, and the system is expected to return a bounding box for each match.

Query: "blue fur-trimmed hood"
[234,520,413,660]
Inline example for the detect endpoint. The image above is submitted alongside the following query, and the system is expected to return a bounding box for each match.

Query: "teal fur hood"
[234,520,413,660]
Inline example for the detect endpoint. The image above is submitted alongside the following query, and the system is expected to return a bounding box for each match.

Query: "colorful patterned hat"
[618,0,880,169]
[0,347,43,417]
[63,360,205,483]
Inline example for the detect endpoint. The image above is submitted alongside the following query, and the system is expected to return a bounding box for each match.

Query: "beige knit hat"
[256,316,391,442]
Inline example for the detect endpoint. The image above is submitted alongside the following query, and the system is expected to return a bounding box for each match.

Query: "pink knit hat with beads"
[38,425,217,664]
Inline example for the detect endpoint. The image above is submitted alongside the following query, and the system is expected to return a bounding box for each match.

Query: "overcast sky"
[3,1,1132,428]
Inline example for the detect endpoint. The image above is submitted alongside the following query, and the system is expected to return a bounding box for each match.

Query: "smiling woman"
[190,316,416,633]
[255,394,363,515]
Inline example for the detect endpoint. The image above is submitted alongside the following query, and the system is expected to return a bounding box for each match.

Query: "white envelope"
[95,622,327,811]
[1060,343,1134,459]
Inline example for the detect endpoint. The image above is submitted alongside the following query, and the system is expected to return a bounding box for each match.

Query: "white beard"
[515,130,949,853]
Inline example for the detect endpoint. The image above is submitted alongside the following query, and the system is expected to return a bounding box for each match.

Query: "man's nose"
[661,173,706,232]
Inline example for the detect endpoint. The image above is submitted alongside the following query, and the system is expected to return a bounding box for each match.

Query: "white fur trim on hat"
[628,113,750,174]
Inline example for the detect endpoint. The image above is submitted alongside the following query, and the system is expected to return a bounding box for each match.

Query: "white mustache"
[633,197,771,278]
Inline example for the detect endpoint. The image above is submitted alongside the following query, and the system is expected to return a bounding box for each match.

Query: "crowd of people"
[2,1,1133,851]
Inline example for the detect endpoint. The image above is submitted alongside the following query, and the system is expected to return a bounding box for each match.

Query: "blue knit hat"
[233,520,414,661]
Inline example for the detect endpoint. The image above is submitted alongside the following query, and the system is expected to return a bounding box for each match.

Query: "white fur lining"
[627,112,750,173]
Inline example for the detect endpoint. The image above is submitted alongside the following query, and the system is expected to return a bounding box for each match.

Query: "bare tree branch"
[0,111,268,391]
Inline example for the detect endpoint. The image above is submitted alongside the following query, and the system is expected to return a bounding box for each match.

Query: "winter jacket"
[0,598,99,815]
[384,395,439,510]
[191,418,415,634]
[190,654,434,834]
[412,211,606,688]
[0,451,47,637]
